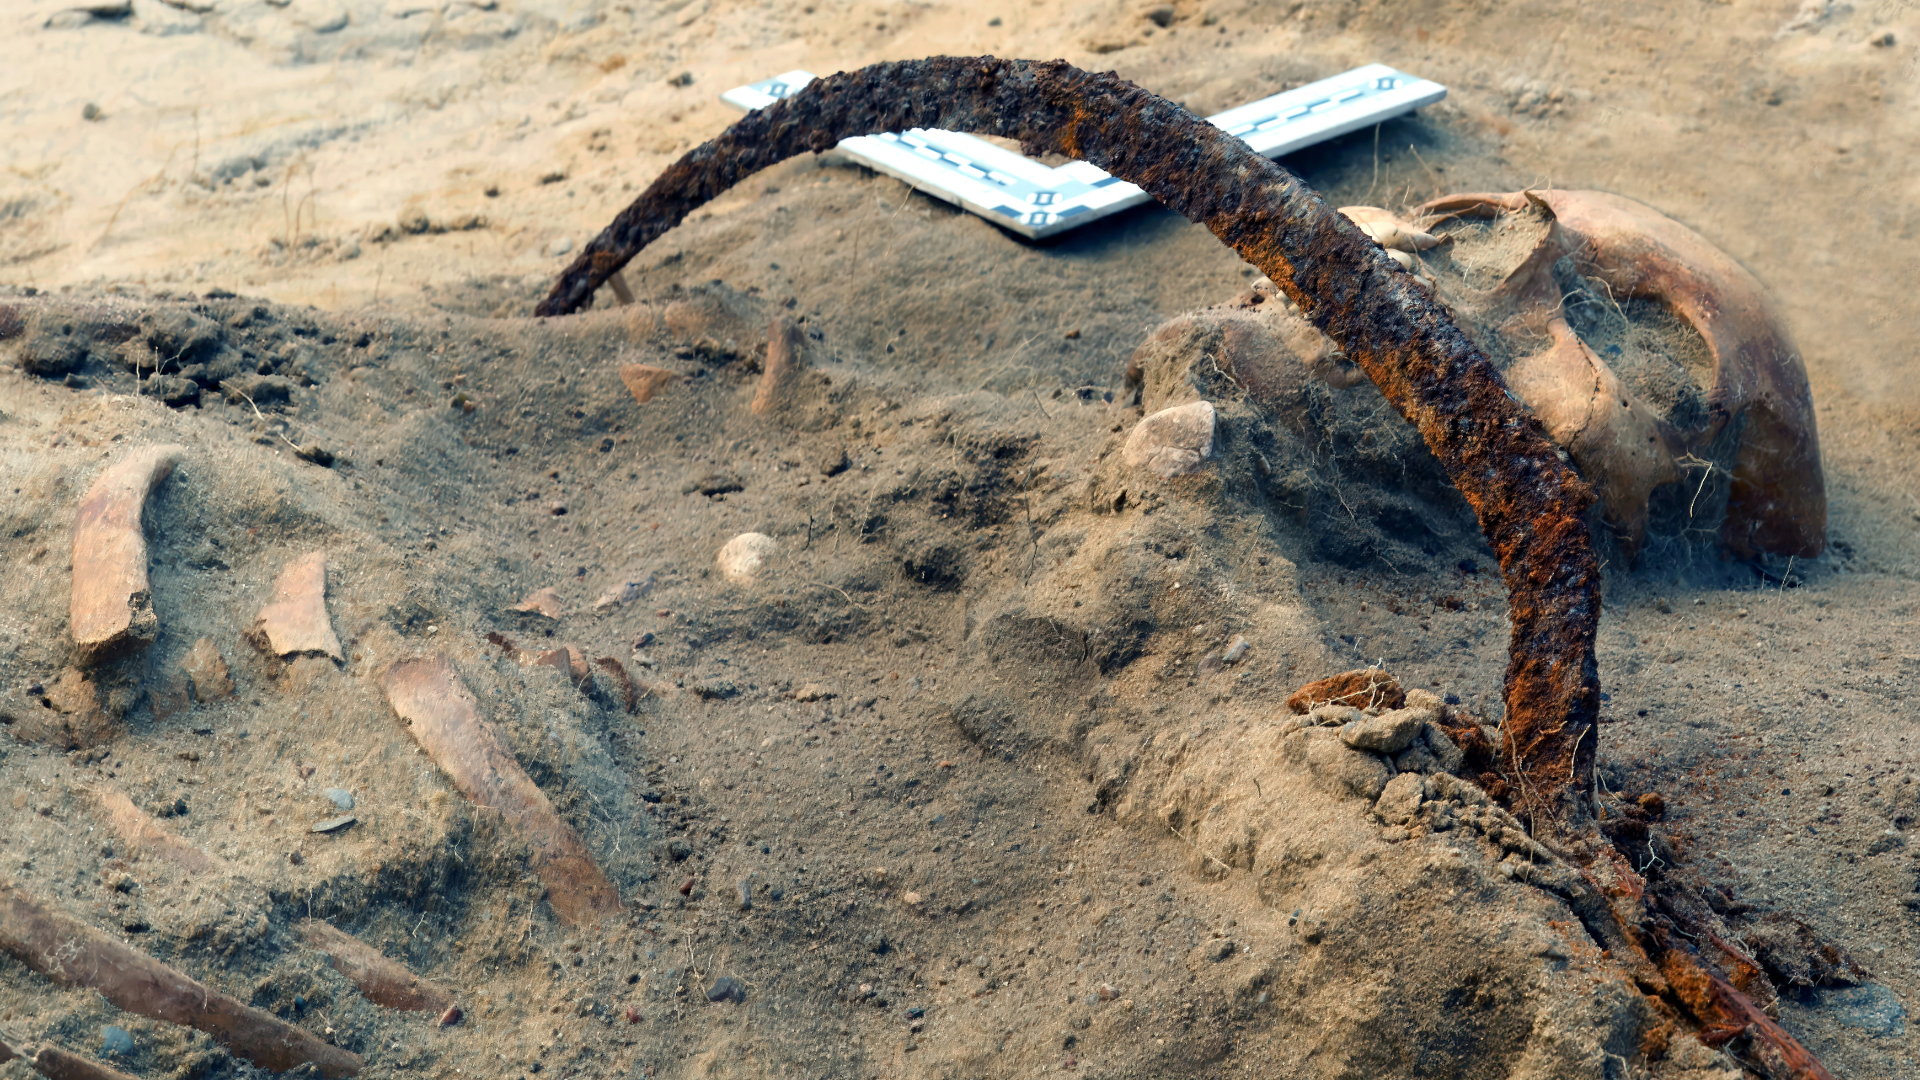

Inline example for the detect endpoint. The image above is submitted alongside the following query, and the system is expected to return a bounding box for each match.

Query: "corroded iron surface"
[1285,668,1407,714]
[1654,925,1838,1080]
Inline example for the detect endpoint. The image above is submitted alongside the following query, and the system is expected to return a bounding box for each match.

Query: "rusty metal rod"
[538,56,1599,825]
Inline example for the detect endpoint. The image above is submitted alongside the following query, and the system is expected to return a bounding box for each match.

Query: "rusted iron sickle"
[542,57,1834,1079]
[541,55,1600,832]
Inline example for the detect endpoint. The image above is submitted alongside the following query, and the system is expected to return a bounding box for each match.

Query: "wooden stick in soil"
[0,884,362,1077]
[380,655,622,925]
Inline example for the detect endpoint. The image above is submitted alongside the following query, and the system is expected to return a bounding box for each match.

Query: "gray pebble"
[101,1026,134,1055]
[706,976,745,1004]
[692,678,738,700]
[736,874,754,911]
[1824,982,1906,1037]
[323,787,354,811]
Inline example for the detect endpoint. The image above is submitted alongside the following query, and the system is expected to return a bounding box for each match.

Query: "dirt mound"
[0,281,1817,1079]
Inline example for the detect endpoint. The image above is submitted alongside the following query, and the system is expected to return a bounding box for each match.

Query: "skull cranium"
[1120,192,1823,564]
[1404,189,1826,560]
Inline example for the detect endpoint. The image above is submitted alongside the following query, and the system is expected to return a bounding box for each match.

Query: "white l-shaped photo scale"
[719,64,1447,240]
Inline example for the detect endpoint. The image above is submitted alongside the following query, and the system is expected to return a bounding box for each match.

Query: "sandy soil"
[4,0,1920,1078]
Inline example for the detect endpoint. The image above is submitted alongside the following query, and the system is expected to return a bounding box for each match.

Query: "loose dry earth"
[3,1,1920,1079]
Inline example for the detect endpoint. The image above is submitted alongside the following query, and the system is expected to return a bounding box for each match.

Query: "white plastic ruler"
[719,64,1446,239]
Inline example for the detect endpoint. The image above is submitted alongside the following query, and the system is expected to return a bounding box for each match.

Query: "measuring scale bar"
[719,64,1446,240]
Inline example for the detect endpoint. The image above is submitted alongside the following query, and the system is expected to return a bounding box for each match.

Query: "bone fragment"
[8,668,113,750]
[0,885,362,1077]
[70,445,184,663]
[1505,319,1681,549]
[181,637,235,701]
[1122,401,1215,478]
[88,787,226,874]
[751,316,806,416]
[605,269,635,305]
[1419,188,1825,558]
[380,655,621,925]
[29,1047,143,1080]
[618,364,676,404]
[510,586,563,619]
[252,551,342,660]
[591,575,650,612]
[535,645,594,690]
[297,919,453,1013]
[1337,205,1441,251]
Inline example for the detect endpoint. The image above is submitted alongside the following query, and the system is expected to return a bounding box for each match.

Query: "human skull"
[1117,190,1822,564]
[1398,190,1826,560]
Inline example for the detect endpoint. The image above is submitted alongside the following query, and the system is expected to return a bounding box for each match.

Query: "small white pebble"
[717,532,778,583]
